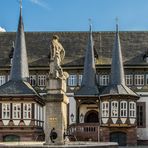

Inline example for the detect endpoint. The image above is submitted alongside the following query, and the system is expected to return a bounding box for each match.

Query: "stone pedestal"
[44,77,68,145]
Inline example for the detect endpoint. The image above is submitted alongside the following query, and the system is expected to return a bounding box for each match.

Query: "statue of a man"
[49,35,65,78]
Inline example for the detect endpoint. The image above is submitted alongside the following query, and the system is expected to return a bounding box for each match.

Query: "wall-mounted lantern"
[80,113,84,123]
[70,113,74,122]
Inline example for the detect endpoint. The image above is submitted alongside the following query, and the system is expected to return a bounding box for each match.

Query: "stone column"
[44,77,68,145]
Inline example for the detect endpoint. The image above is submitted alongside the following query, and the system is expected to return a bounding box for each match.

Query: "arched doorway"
[110,132,127,146]
[84,110,99,123]
[3,135,20,142]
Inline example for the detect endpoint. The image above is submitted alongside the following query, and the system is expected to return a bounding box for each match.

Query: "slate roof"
[101,25,139,98]
[75,25,99,96]
[0,80,39,96]
[0,6,42,99]
[110,25,125,85]
[10,6,29,81]
[1,31,148,68]
[100,84,138,97]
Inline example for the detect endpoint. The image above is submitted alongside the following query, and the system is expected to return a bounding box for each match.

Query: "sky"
[0,0,148,32]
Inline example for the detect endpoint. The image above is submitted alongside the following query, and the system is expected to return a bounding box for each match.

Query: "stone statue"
[49,35,66,79]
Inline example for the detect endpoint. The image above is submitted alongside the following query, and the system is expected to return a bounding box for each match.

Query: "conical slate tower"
[0,3,39,96]
[99,24,139,146]
[75,25,99,96]
[111,24,125,85]
[101,24,137,96]
[10,4,29,81]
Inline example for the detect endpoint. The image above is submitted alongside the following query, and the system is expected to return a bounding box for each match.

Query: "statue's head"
[53,35,59,41]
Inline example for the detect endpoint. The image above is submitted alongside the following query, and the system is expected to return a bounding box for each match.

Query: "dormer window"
[143,52,148,63]
[146,57,148,63]
[68,75,77,86]
[135,75,144,86]
[0,75,6,86]
[78,75,83,86]
[125,75,133,86]
[30,75,36,86]
[100,75,109,86]
[9,41,14,66]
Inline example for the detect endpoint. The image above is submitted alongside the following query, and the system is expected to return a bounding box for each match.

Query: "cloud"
[30,0,50,10]
[0,27,6,32]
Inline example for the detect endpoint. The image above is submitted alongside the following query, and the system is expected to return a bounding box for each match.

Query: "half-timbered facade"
[99,25,139,146]
[1,7,148,146]
[0,6,45,142]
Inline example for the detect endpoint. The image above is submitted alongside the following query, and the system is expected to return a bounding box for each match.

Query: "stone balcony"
[68,123,100,141]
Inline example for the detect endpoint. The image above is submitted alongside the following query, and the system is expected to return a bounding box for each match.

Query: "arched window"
[129,102,136,117]
[29,75,36,86]
[111,101,118,117]
[120,101,127,117]
[102,101,109,117]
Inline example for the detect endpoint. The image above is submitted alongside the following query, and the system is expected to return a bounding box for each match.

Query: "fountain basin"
[0,142,118,148]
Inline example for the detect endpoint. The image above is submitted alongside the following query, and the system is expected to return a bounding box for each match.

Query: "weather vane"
[115,17,119,31]
[18,0,22,8]
[88,18,92,26]
[20,0,22,8]
[115,17,119,25]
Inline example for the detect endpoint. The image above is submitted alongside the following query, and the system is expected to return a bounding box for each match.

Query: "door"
[84,110,99,123]
[110,132,127,146]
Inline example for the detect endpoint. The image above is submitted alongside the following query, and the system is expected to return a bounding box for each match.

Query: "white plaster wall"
[43,106,46,130]
[79,104,98,123]
[67,93,76,125]
[137,92,148,140]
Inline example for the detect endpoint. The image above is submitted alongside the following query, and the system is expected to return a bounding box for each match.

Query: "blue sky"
[0,0,148,32]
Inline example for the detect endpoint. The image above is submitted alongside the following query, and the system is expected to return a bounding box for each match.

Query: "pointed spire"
[20,0,22,17]
[111,20,125,85]
[75,22,99,96]
[10,0,29,81]
[81,22,96,86]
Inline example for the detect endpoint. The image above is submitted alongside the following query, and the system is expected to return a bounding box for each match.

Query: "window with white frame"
[102,102,109,117]
[38,75,46,86]
[13,103,21,119]
[146,74,148,85]
[125,75,133,86]
[100,75,109,86]
[30,75,36,86]
[135,75,144,85]
[120,101,127,117]
[68,75,77,86]
[0,75,6,86]
[129,102,136,117]
[137,102,146,128]
[2,103,10,119]
[7,75,10,82]
[78,75,83,86]
[111,101,118,117]
[23,104,31,119]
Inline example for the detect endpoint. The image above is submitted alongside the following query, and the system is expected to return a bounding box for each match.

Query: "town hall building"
[0,2,148,146]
